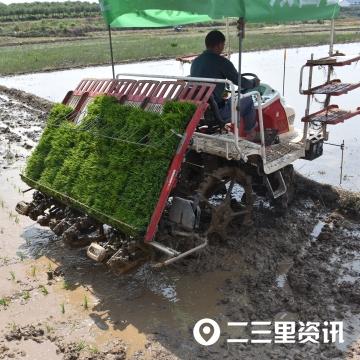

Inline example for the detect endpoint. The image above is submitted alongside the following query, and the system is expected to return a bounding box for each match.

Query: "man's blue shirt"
[190,49,254,104]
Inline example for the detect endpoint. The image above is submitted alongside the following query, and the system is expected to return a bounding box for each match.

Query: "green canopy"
[99,0,340,28]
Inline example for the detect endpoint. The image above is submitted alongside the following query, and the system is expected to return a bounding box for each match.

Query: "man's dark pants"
[219,97,257,132]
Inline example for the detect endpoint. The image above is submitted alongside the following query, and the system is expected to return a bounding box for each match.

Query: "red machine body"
[239,95,290,137]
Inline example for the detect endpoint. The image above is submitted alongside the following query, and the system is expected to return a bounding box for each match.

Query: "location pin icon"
[193,318,221,346]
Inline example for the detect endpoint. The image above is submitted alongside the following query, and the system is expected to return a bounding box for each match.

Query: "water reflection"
[20,224,56,258]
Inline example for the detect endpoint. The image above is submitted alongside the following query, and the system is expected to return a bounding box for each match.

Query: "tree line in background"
[340,6,360,17]
[0,1,100,21]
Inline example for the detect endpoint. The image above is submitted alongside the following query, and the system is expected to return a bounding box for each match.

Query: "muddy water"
[0,180,230,359]
[0,147,229,358]
[0,42,359,191]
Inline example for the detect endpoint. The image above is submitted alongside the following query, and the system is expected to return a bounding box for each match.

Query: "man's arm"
[222,58,255,90]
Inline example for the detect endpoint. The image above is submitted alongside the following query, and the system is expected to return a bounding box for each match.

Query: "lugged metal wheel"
[197,166,254,240]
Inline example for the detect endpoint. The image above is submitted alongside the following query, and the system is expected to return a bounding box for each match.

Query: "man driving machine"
[190,30,259,139]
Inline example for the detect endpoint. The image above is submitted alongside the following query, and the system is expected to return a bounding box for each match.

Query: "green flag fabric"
[99,0,340,28]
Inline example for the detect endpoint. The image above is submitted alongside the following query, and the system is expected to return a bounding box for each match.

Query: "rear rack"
[176,52,231,65]
[302,79,360,96]
[302,105,360,125]
[176,54,198,64]
[300,52,360,145]
[305,54,360,67]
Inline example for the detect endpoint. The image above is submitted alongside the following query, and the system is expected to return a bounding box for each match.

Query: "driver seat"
[200,95,227,133]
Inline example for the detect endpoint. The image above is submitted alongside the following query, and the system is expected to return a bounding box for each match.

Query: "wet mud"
[0,87,360,359]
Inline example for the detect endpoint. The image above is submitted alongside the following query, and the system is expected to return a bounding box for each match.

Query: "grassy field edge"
[1,26,360,76]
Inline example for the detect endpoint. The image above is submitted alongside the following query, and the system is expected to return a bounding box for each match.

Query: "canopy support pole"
[329,18,335,56]
[108,25,115,79]
[325,19,335,108]
[226,17,231,59]
[237,18,245,131]
[282,49,287,97]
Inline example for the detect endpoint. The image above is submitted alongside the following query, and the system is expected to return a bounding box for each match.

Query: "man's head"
[205,30,225,55]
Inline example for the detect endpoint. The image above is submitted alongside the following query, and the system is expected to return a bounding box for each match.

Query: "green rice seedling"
[40,285,49,295]
[62,280,70,290]
[45,323,54,333]
[0,298,9,307]
[31,265,36,277]
[75,341,86,352]
[88,345,99,354]
[60,302,65,314]
[23,97,196,234]
[83,295,89,310]
[22,291,30,300]
[9,271,15,281]
[25,105,73,181]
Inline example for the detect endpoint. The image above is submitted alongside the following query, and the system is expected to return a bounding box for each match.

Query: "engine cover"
[239,88,290,137]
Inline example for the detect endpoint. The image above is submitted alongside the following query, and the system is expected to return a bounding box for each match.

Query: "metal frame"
[145,101,209,242]
[108,25,115,79]
[241,91,266,160]
[300,55,315,142]
[329,19,335,57]
[154,235,208,267]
